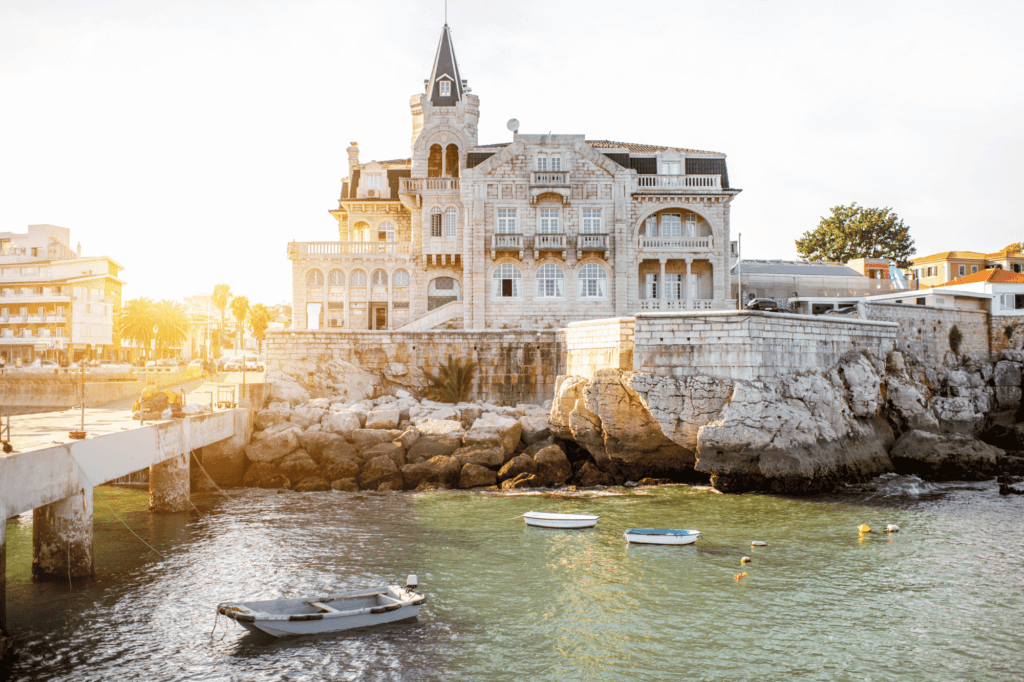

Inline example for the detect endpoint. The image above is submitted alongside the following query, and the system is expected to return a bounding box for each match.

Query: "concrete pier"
[149,453,190,513]
[32,486,94,581]
[1,521,7,638]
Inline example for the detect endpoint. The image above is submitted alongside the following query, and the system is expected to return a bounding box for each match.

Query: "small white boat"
[216,576,425,637]
[523,511,599,529]
[624,528,701,545]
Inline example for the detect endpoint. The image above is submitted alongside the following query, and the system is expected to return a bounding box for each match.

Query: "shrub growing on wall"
[948,324,963,355]
[423,356,478,403]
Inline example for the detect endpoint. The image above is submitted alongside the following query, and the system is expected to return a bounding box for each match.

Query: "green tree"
[1000,241,1024,253]
[153,299,189,359]
[248,303,271,354]
[117,297,157,362]
[230,295,250,351]
[796,203,916,268]
[211,284,231,357]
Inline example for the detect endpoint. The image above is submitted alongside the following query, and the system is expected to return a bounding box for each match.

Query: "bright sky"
[2,0,1022,305]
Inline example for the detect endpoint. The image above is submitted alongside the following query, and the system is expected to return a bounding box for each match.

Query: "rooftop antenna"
[445,0,447,25]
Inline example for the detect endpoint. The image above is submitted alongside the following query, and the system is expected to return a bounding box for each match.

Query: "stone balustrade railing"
[635,174,721,190]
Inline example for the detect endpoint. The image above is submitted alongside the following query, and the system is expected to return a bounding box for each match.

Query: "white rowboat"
[216,576,425,637]
[523,511,599,529]
[624,528,701,545]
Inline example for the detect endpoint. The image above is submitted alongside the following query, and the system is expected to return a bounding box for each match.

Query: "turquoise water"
[2,476,1022,681]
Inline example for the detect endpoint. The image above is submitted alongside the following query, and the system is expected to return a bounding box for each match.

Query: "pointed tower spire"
[426,24,464,106]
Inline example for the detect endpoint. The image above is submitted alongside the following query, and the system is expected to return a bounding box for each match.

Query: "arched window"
[328,269,345,286]
[350,269,367,286]
[444,207,457,237]
[378,221,395,242]
[430,206,443,238]
[445,144,460,178]
[371,269,388,286]
[428,144,443,178]
[353,221,370,242]
[492,263,522,298]
[306,269,324,286]
[536,264,565,298]
[578,263,608,298]
[393,269,410,287]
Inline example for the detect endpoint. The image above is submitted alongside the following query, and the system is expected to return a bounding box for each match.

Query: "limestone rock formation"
[534,444,572,486]
[297,431,343,463]
[400,456,461,489]
[501,472,542,490]
[255,407,291,431]
[498,453,538,482]
[244,429,300,463]
[359,455,404,490]
[362,442,405,468]
[292,476,331,492]
[321,411,362,437]
[470,413,523,458]
[331,477,359,492]
[277,449,319,480]
[573,461,617,487]
[890,430,1004,480]
[519,414,551,444]
[459,463,497,489]
[452,445,505,468]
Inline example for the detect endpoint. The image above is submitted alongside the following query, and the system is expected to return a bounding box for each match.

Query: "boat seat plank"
[307,601,341,613]
[322,590,387,601]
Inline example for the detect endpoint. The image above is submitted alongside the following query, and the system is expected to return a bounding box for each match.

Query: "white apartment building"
[0,225,124,364]
[289,24,741,331]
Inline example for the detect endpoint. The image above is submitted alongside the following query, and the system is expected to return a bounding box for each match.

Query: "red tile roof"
[937,269,1024,286]
[912,251,987,263]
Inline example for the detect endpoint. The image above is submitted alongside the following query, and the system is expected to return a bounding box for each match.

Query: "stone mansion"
[288,24,741,331]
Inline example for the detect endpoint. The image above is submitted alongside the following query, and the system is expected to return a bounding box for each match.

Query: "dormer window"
[367,174,382,190]
[439,80,451,96]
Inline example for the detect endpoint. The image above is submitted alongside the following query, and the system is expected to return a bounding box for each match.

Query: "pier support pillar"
[1,521,7,638]
[32,485,94,581]
[149,453,190,513]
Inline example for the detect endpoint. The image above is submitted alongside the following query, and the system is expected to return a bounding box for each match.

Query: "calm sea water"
[2,476,1022,681]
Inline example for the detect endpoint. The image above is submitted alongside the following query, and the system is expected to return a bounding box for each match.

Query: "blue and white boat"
[624,528,701,545]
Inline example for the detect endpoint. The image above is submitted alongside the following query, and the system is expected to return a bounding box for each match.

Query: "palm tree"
[211,284,231,357]
[117,297,157,363]
[248,303,271,354]
[230,295,250,351]
[153,299,189,359]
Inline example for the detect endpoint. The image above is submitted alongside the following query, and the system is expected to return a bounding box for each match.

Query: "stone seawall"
[864,302,991,364]
[631,311,898,381]
[266,329,562,405]
[557,317,634,378]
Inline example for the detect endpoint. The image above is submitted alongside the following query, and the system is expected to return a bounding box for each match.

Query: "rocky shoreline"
[197,348,1024,496]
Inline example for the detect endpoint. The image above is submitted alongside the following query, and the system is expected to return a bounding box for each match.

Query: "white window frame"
[645,273,658,299]
[430,207,443,238]
[660,161,681,175]
[538,208,560,234]
[306,269,324,286]
[497,207,518,234]
[371,269,388,286]
[444,207,457,237]
[492,263,523,298]
[366,174,382,190]
[664,273,682,300]
[550,154,562,171]
[535,264,565,298]
[644,216,658,238]
[958,264,966,277]
[536,154,548,172]
[350,270,367,286]
[393,269,410,287]
[329,269,345,287]
[581,208,603,234]
[439,80,451,96]
[578,263,608,299]
[378,221,396,242]
[661,214,682,238]
[971,265,978,274]
[684,213,697,238]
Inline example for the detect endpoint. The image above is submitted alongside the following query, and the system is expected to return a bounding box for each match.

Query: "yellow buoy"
[734,572,748,581]
[858,524,871,533]
[741,556,751,564]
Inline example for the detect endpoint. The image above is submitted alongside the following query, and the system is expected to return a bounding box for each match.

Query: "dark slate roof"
[467,151,497,168]
[427,25,464,107]
[586,139,721,154]
[387,169,411,200]
[348,170,360,199]
[729,261,866,277]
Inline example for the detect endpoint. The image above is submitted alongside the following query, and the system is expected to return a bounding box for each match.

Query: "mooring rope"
[73,459,167,561]
[190,450,235,502]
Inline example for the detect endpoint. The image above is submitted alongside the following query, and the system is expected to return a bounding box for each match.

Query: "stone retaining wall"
[266,329,562,405]
[557,317,635,378]
[863,303,991,364]
[631,311,898,381]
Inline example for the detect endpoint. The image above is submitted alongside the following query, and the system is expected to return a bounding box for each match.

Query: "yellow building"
[908,248,1023,287]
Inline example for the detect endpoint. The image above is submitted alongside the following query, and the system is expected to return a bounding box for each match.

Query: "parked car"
[156,358,179,367]
[223,357,244,372]
[745,298,782,312]
[243,356,265,372]
[188,358,205,368]
[824,305,858,316]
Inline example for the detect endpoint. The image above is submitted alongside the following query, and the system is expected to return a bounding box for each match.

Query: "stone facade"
[288,24,740,333]
[559,317,634,378]
[863,302,990,366]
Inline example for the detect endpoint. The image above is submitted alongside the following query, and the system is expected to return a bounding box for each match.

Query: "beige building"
[908,248,1024,287]
[0,224,124,364]
[289,24,740,331]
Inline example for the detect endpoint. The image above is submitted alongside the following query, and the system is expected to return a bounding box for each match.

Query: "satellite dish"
[506,118,519,133]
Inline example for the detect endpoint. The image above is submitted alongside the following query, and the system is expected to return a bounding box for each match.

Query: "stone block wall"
[863,303,991,365]
[631,311,898,381]
[266,329,562,405]
[990,317,1024,357]
[558,317,635,377]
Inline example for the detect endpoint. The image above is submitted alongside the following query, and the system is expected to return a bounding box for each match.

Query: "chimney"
[76,242,82,257]
[347,142,360,175]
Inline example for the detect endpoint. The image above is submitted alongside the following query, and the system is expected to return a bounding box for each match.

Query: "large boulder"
[365,409,401,430]
[839,353,880,418]
[244,429,300,463]
[268,379,311,406]
[277,449,319,480]
[400,456,462,489]
[321,453,361,482]
[452,445,505,469]
[885,376,939,433]
[931,397,982,435]
[321,412,362,438]
[290,406,326,430]
[297,430,344,464]
[534,444,572,486]
[255,408,291,431]
[462,427,502,449]
[459,463,497,489]
[362,442,405,468]
[242,461,278,487]
[358,455,404,491]
[890,430,1004,480]
[696,373,894,494]
[498,453,538,482]
[471,414,523,458]
[406,419,465,463]
[396,426,420,450]
[292,476,331,492]
[501,472,543,490]
[331,478,359,492]
[573,461,617,487]
[519,415,551,445]
[350,429,402,453]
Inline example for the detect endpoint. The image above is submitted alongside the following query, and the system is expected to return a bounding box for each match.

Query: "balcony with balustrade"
[399,177,461,198]
[288,241,413,263]
[638,235,714,254]
[634,174,722,193]
[529,171,571,202]
[490,234,525,260]
[576,234,611,260]
[533,233,567,259]
[637,298,717,311]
